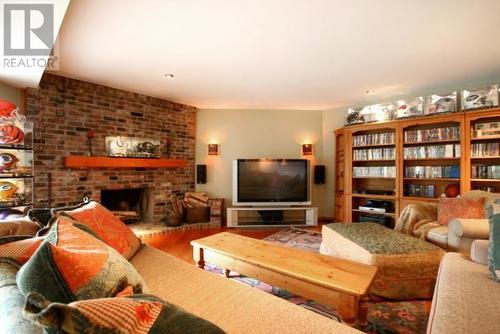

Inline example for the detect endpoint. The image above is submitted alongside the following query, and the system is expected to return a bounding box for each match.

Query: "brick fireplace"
[25,74,196,224]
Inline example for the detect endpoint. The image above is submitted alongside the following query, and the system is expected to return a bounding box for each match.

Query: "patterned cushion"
[17,216,147,304]
[485,199,500,218]
[61,201,141,259]
[0,260,42,334]
[489,213,500,282]
[24,292,225,334]
[0,236,44,265]
[438,197,485,226]
[0,216,41,237]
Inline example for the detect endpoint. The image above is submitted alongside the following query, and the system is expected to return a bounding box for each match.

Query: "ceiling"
[54,1,500,109]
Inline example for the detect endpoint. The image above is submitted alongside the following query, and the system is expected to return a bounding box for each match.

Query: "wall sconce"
[301,143,313,156]
[208,143,219,156]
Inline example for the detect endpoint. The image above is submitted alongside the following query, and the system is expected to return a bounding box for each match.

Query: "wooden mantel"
[65,156,188,169]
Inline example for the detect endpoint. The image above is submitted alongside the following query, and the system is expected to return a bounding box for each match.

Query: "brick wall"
[26,74,196,223]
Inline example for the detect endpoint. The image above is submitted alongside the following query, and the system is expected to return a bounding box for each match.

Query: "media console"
[227,207,318,228]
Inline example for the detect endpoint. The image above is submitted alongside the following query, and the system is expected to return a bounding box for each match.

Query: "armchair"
[395,190,498,254]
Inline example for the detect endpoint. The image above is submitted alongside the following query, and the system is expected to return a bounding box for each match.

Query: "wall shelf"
[65,156,188,169]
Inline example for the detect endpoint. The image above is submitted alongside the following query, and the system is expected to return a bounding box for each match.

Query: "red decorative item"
[0,99,18,118]
[86,130,95,156]
[0,124,24,144]
[445,183,460,197]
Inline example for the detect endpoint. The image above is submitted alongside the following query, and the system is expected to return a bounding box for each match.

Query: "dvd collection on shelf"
[404,126,460,143]
[404,166,460,179]
[352,132,394,147]
[353,148,395,161]
[471,143,499,158]
[403,144,460,159]
[404,184,436,198]
[472,165,500,179]
[473,121,500,139]
[353,166,396,178]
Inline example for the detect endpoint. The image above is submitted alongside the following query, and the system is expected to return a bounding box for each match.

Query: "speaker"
[314,165,325,184]
[196,164,207,184]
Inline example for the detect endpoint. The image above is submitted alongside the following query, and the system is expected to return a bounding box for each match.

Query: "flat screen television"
[232,159,311,206]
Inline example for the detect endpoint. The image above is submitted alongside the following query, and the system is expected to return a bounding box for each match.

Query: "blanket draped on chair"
[394,202,439,239]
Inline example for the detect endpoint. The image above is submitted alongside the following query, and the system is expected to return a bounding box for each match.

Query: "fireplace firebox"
[100,188,153,224]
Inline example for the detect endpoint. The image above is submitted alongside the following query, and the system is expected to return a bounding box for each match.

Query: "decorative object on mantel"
[105,136,160,158]
[164,194,183,227]
[165,137,172,158]
[207,143,219,156]
[86,129,95,156]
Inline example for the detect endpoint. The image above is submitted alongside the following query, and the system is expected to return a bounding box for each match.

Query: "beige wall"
[195,109,341,217]
[0,81,21,105]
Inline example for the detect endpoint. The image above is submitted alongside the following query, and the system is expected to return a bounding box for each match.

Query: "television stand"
[227,206,318,228]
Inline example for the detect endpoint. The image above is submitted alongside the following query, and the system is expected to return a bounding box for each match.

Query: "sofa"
[427,240,500,334]
[396,190,498,253]
[0,201,361,334]
[0,242,360,334]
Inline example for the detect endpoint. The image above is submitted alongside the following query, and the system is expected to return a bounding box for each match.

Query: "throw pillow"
[437,197,485,226]
[61,201,141,259]
[17,216,147,304]
[0,236,44,265]
[24,292,225,334]
[488,213,500,282]
[485,198,500,218]
[0,215,41,237]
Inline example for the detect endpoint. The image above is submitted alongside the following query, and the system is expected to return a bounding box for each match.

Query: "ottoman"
[320,223,445,300]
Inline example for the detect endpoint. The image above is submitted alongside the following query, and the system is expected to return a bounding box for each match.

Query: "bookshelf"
[349,122,398,227]
[465,109,500,192]
[335,109,500,224]
[400,113,464,206]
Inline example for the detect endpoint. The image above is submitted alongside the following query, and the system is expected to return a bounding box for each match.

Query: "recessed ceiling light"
[365,89,375,94]
[164,73,174,78]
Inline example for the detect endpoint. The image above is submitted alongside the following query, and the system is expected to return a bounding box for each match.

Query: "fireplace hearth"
[100,188,153,224]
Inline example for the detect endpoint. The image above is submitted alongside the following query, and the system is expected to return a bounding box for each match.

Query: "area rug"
[204,228,431,334]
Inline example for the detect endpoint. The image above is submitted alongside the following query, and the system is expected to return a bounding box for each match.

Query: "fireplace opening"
[100,188,153,224]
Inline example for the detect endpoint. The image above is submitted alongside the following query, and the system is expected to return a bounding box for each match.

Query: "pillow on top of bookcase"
[60,201,141,260]
[24,293,225,334]
[17,216,147,304]
[437,197,485,226]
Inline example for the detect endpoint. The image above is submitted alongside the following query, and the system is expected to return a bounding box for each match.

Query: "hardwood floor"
[144,226,321,264]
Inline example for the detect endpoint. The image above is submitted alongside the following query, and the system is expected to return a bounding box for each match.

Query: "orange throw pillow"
[61,201,141,259]
[438,197,485,226]
[0,236,44,265]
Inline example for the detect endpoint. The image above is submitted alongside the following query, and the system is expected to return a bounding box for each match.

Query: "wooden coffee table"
[191,232,377,325]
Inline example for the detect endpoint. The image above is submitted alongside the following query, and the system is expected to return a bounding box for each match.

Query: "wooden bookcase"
[335,108,500,224]
[464,109,500,192]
